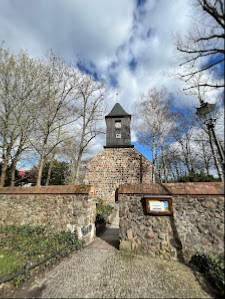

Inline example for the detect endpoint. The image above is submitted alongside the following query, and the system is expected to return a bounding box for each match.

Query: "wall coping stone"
[0,185,96,195]
[118,182,224,195]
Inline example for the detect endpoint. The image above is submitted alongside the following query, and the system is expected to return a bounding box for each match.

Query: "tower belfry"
[104,103,133,148]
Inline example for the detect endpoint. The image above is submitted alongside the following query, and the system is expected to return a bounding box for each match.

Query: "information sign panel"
[146,197,173,215]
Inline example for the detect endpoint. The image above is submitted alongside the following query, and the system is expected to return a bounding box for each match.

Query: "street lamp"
[196,102,224,181]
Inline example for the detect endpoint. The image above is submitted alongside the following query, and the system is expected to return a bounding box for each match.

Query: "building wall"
[85,148,153,204]
[0,185,97,245]
[118,182,224,261]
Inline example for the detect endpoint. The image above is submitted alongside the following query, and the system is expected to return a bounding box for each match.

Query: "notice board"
[145,197,173,215]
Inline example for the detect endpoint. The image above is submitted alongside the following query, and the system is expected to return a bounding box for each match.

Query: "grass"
[0,225,82,287]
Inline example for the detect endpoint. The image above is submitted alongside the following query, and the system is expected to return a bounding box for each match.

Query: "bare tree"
[167,108,223,180]
[0,47,108,186]
[172,109,199,175]
[70,68,108,184]
[192,129,213,175]
[44,126,62,186]
[61,137,80,184]
[135,88,176,182]
[162,146,185,180]
[0,47,46,187]
[29,53,80,186]
[177,73,224,179]
[175,0,224,90]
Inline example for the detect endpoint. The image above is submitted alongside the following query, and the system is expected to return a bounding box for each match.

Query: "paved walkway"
[23,209,213,298]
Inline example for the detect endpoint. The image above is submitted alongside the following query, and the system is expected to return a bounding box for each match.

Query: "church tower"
[85,101,153,205]
[105,103,133,148]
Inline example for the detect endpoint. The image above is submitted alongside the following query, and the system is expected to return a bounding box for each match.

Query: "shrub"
[0,225,82,287]
[95,198,114,225]
[190,252,224,297]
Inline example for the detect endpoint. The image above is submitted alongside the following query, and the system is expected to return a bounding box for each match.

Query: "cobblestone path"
[32,210,212,298]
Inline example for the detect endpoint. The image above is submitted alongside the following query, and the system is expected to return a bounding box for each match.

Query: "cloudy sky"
[0,0,222,161]
[0,0,194,106]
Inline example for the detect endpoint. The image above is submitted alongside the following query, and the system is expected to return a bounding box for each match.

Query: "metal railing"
[0,238,80,285]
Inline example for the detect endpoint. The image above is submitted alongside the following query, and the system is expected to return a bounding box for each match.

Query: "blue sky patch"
[129,58,138,71]
[77,61,100,81]
[136,0,147,8]
[109,75,118,87]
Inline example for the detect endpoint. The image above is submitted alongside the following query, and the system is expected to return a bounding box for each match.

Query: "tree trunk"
[161,150,168,183]
[74,148,83,184]
[152,164,155,183]
[37,155,45,186]
[46,159,53,186]
[46,126,61,186]
[208,128,223,180]
[10,156,20,187]
[184,140,192,174]
[151,136,156,183]
[45,152,56,186]
[202,143,210,176]
[36,142,47,186]
[0,152,10,187]
[10,165,16,187]
[74,106,86,184]
[157,161,162,183]
[0,162,8,187]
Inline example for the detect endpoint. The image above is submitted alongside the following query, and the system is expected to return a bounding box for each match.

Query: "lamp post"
[196,102,224,181]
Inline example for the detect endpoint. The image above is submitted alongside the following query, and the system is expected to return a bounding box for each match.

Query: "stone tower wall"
[85,148,153,204]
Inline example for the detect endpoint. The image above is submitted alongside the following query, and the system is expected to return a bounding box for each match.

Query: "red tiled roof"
[165,182,224,195]
[118,183,170,195]
[19,171,26,178]
[0,185,96,195]
[118,182,224,195]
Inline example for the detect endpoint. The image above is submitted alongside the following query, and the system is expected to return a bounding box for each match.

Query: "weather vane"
[116,85,120,103]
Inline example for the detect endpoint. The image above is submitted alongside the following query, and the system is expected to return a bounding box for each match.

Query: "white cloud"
[0,0,196,112]
[0,0,135,66]
[1,0,223,161]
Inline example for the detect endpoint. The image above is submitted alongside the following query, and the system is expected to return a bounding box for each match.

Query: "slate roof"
[0,185,96,195]
[118,182,224,195]
[105,103,131,118]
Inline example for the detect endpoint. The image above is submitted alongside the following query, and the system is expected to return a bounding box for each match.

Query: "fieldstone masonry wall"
[118,182,224,261]
[0,185,96,245]
[85,148,152,205]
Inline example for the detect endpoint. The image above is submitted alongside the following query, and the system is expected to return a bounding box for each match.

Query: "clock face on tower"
[115,121,121,129]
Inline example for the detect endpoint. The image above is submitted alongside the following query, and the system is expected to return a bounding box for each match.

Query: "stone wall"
[85,147,152,205]
[0,185,96,245]
[118,182,224,261]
